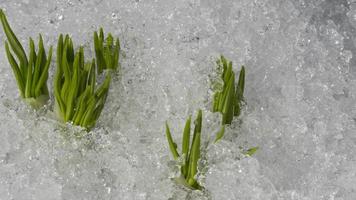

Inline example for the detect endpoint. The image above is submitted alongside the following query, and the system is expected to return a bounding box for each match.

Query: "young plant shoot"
[243,146,259,156]
[213,55,245,124]
[0,9,52,108]
[93,28,120,74]
[212,56,245,141]
[165,110,203,190]
[54,34,111,130]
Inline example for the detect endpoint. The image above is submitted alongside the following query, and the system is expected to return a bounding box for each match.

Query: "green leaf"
[114,38,120,70]
[221,55,227,77]
[165,122,180,160]
[89,59,96,93]
[61,42,71,83]
[243,147,259,156]
[223,61,233,83]
[0,9,28,72]
[212,92,220,112]
[214,125,225,143]
[31,35,44,96]
[56,34,63,71]
[217,89,225,112]
[187,110,202,181]
[5,41,25,97]
[182,116,191,157]
[90,75,110,126]
[54,36,66,117]
[65,52,80,121]
[190,110,202,151]
[237,66,245,99]
[187,127,201,183]
[234,66,245,116]
[25,38,35,98]
[233,97,241,117]
[181,115,191,177]
[222,74,235,124]
[94,31,104,73]
[218,65,234,113]
[94,73,111,99]
[187,178,202,190]
[73,87,91,124]
[91,96,107,124]
[80,97,97,127]
[35,46,52,97]
[99,27,104,41]
[38,34,47,73]
[64,35,74,64]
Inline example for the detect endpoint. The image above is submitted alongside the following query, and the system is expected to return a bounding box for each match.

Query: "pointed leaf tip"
[165,122,180,160]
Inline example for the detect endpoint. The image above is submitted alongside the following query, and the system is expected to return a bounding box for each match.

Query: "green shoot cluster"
[0,9,52,108]
[54,34,111,130]
[164,56,248,189]
[94,28,120,74]
[212,55,245,125]
[165,110,203,190]
[0,10,118,130]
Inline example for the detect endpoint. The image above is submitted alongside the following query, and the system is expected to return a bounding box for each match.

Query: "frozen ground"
[0,0,355,199]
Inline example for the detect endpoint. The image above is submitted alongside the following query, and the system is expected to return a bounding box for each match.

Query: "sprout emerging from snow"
[213,55,245,124]
[212,55,245,142]
[93,28,120,74]
[0,9,52,108]
[165,110,203,190]
[54,34,111,130]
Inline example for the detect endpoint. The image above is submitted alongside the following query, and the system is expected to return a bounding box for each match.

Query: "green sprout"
[243,146,259,156]
[93,28,120,74]
[212,56,245,142]
[212,55,245,124]
[0,9,52,108]
[165,110,203,190]
[54,34,111,130]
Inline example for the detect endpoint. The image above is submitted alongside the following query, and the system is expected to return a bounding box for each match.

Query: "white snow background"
[0,0,355,199]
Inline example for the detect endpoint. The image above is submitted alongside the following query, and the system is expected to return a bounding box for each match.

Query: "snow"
[0,0,356,199]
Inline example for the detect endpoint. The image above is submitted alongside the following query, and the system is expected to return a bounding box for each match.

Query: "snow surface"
[0,0,356,199]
